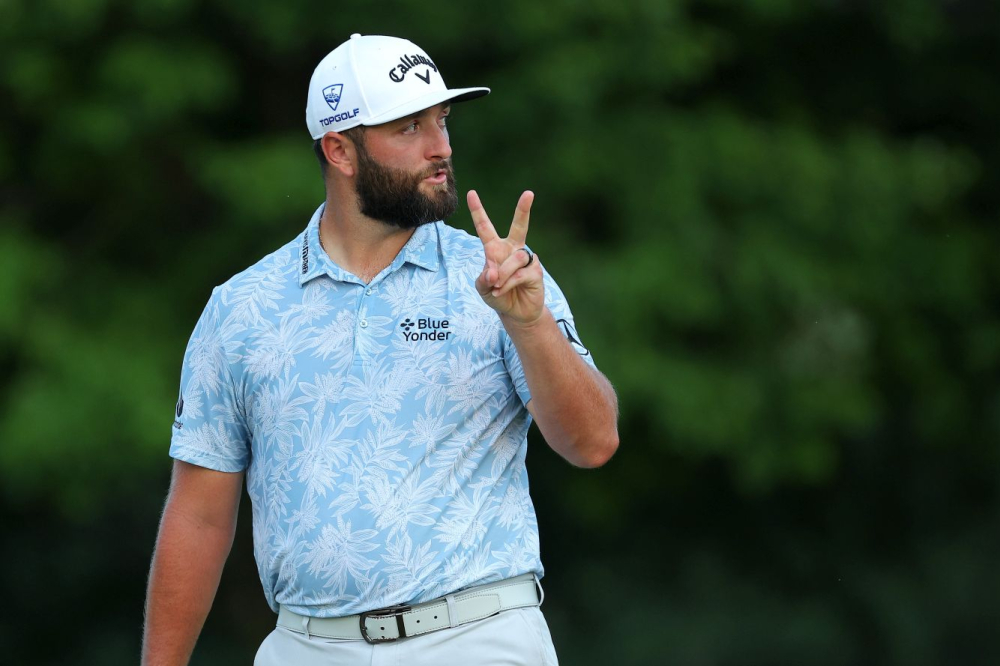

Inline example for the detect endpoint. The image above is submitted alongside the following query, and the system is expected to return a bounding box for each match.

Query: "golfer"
[142,33,618,665]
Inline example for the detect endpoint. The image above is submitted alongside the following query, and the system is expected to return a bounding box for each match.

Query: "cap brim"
[363,87,490,127]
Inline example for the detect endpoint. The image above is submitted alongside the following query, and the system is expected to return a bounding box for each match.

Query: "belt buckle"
[359,604,411,644]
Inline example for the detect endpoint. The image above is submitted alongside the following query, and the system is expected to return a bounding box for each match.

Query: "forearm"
[142,503,237,666]
[466,189,618,465]
[503,308,619,467]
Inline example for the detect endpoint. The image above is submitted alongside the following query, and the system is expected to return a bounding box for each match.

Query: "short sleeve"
[503,266,598,407]
[168,289,250,472]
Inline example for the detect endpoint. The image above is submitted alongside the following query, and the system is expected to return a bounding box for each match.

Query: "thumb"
[475,262,494,297]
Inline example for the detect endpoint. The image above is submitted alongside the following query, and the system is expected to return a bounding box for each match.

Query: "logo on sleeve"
[173,395,184,429]
[556,318,590,357]
[400,316,452,342]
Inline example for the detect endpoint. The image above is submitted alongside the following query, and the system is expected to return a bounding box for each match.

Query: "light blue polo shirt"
[169,204,596,617]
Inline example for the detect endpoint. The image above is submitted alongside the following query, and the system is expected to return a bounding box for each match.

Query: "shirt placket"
[352,282,378,369]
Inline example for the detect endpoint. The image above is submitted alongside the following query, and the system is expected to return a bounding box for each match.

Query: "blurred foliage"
[1,0,998,664]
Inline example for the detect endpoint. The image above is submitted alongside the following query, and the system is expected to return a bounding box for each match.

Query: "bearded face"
[351,132,458,229]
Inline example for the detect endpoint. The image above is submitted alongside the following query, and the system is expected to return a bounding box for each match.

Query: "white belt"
[277,573,543,644]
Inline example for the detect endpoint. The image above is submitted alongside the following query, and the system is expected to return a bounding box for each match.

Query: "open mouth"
[424,169,448,184]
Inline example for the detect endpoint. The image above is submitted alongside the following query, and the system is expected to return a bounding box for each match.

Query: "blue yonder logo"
[400,317,452,342]
[323,84,344,111]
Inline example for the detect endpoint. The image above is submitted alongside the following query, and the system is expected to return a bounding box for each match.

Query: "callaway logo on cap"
[306,33,490,139]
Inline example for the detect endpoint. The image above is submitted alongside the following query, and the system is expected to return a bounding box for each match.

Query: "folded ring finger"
[493,246,532,288]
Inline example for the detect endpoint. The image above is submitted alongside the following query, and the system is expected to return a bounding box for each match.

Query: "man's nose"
[426,123,452,161]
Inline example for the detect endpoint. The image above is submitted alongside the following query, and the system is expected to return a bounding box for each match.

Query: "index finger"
[508,190,534,246]
[467,190,499,245]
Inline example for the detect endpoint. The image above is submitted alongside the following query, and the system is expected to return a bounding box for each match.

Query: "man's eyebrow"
[398,105,452,124]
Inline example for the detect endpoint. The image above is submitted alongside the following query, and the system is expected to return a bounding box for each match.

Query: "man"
[142,34,618,665]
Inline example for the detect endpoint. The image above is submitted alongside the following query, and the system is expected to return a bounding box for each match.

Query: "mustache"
[424,160,453,179]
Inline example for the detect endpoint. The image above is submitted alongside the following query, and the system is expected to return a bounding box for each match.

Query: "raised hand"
[468,189,545,326]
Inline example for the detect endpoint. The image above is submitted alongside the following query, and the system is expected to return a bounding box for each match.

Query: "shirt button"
[359,319,368,328]
[365,288,373,296]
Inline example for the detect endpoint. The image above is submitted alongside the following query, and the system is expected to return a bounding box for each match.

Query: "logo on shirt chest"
[400,317,452,342]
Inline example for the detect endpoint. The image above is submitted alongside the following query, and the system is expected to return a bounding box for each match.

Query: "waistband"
[277,573,543,644]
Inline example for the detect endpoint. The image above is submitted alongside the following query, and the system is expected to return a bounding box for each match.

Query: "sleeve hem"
[169,447,247,473]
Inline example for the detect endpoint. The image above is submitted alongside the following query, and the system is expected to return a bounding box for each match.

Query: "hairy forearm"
[142,503,237,666]
[503,308,619,467]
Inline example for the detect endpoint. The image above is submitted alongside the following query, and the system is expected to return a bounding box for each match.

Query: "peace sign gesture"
[468,189,545,326]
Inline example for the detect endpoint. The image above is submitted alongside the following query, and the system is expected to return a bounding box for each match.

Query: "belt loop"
[302,616,311,640]
[445,594,458,628]
[533,574,545,607]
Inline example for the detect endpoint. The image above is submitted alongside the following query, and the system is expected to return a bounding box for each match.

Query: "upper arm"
[170,293,251,472]
[164,460,244,532]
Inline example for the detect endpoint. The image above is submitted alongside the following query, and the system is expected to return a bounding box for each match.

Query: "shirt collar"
[297,204,442,287]
[298,204,331,286]
[397,221,441,273]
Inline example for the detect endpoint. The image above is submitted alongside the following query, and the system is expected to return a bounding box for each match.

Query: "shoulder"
[205,234,304,324]
[436,221,482,255]
[435,221,484,271]
[217,234,301,295]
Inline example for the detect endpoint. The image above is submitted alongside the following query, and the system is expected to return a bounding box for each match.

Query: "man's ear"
[322,132,357,177]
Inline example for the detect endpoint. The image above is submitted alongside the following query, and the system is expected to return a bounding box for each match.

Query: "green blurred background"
[2,0,999,664]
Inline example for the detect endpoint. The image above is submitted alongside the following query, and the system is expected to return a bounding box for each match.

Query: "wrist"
[499,307,551,336]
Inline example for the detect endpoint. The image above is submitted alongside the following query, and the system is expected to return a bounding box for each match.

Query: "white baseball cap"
[306,33,490,139]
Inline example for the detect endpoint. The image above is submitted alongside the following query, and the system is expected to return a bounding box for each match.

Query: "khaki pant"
[254,606,559,666]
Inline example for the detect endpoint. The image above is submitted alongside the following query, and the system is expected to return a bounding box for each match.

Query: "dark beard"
[353,142,458,230]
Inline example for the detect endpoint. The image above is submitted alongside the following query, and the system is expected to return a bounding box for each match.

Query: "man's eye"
[403,121,418,133]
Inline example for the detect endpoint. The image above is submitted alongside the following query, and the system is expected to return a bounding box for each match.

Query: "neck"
[319,197,416,284]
